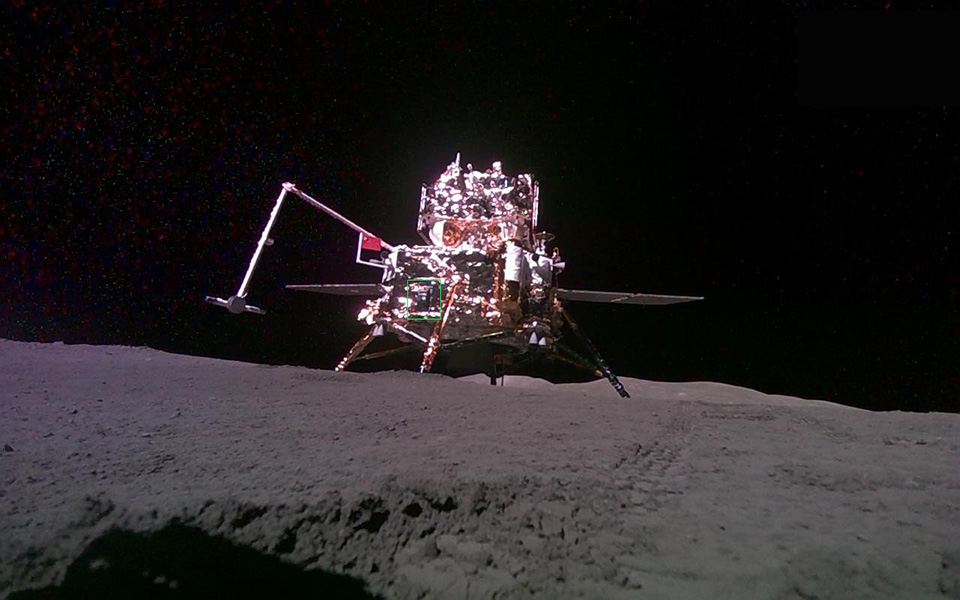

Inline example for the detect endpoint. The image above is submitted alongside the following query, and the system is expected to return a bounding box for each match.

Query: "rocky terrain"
[1,340,958,599]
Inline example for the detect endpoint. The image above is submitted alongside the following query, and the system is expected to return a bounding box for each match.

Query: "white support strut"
[237,186,287,299]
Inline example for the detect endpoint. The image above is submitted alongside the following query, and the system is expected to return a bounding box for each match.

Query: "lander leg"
[489,354,506,386]
[553,341,604,377]
[419,281,462,373]
[335,327,377,372]
[560,306,631,398]
[352,344,419,363]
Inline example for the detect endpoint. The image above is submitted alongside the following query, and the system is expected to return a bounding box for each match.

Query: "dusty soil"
[1,340,958,599]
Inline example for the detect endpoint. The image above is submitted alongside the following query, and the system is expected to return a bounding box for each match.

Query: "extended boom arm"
[205,182,395,315]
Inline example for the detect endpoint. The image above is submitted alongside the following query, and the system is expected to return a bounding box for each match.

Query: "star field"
[3,1,958,410]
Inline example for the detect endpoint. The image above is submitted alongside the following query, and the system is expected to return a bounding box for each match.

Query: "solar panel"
[555,288,703,306]
[286,283,384,296]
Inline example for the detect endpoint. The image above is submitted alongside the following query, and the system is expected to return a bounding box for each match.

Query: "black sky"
[3,1,958,411]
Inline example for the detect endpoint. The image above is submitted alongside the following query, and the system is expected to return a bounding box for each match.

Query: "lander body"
[206,156,702,397]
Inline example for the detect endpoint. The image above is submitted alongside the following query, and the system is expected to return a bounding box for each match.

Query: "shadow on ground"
[11,522,381,599]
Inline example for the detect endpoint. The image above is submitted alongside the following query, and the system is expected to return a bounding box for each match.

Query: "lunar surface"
[1,339,958,599]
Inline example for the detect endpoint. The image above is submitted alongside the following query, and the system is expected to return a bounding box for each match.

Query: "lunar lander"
[206,155,701,397]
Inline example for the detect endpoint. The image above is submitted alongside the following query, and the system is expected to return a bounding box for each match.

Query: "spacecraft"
[206,156,702,397]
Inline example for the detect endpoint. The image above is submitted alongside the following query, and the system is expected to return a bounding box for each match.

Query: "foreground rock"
[1,340,958,599]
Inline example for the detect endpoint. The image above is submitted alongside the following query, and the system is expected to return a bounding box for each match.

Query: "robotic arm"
[205,182,395,315]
